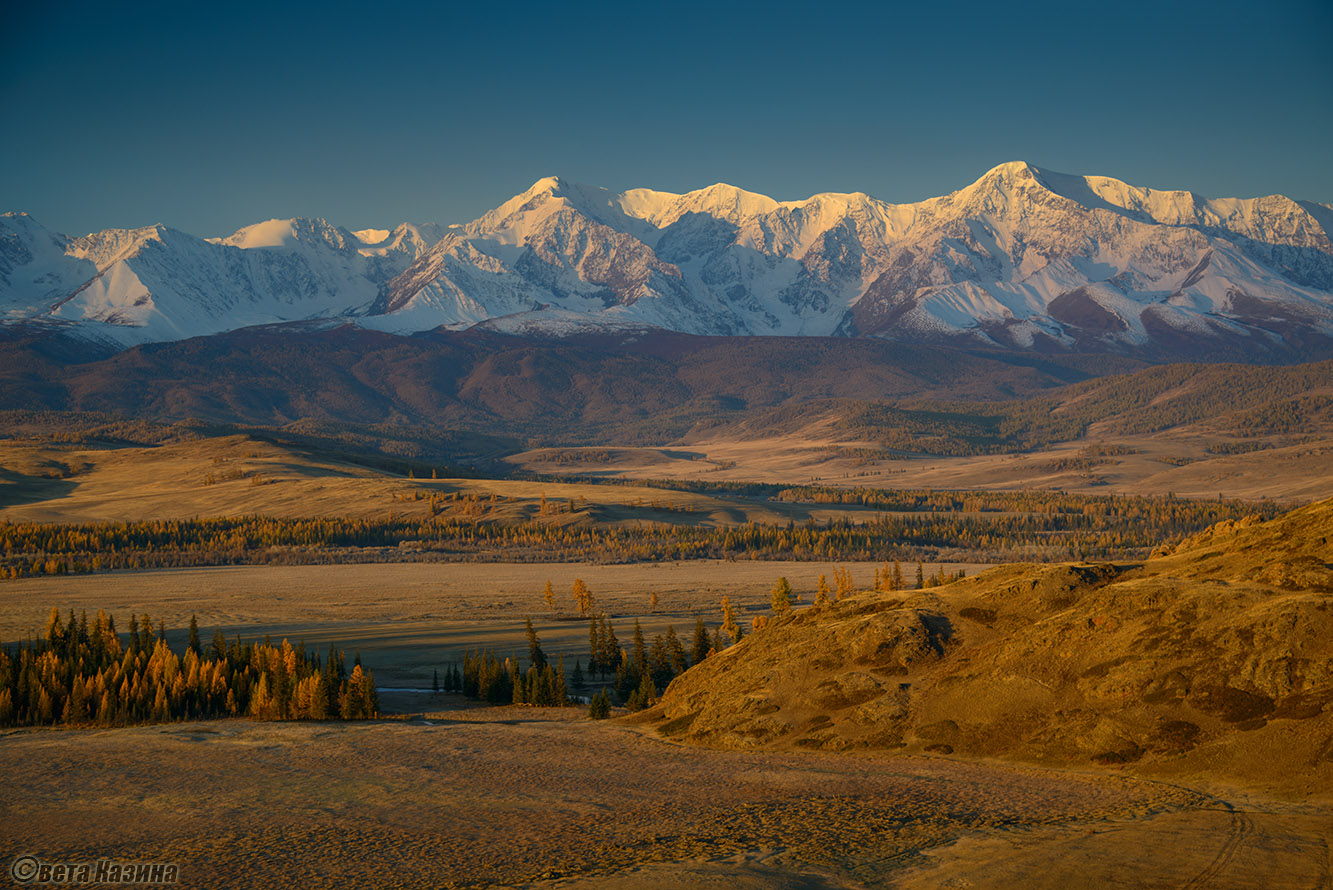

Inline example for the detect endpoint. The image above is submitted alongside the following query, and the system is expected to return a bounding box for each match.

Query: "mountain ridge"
[4,163,1332,358]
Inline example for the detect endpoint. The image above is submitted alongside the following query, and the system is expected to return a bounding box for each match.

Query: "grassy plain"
[0,560,987,689]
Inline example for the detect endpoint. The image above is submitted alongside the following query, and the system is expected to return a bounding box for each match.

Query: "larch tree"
[835,567,855,599]
[721,596,741,645]
[572,579,594,617]
[815,574,832,607]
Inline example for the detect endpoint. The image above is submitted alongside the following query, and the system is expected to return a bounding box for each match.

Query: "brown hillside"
[645,499,1333,794]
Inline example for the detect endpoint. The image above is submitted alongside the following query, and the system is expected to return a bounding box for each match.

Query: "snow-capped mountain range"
[4,162,1332,357]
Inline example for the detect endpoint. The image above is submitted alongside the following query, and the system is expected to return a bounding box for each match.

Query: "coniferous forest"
[0,608,377,728]
[0,488,1277,580]
[448,613,715,716]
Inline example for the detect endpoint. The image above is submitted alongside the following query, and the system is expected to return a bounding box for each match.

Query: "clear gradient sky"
[3,0,1330,238]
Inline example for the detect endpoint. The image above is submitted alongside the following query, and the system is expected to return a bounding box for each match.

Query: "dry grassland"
[3,707,1326,890]
[2,427,1329,888]
[508,432,1333,502]
[0,560,985,688]
[0,436,889,527]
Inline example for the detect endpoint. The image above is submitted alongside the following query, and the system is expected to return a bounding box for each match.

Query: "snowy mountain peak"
[525,175,565,196]
[215,217,355,252]
[981,160,1040,182]
[354,228,391,245]
[617,182,782,229]
[464,177,627,244]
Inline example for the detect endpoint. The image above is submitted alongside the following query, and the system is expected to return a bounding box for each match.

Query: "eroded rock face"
[647,499,1333,789]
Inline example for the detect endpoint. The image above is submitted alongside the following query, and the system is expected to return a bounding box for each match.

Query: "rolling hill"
[642,499,1333,793]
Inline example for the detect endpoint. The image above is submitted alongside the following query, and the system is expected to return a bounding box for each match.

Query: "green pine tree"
[525,617,547,670]
[690,616,709,665]
[632,618,647,676]
[589,688,611,719]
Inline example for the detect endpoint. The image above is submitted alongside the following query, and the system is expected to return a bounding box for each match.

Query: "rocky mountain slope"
[643,499,1333,792]
[4,163,1332,358]
[0,213,437,346]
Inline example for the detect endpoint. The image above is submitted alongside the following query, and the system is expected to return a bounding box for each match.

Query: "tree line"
[0,608,377,727]
[0,490,1278,580]
[438,610,718,717]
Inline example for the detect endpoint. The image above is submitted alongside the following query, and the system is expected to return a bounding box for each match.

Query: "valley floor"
[1,707,1327,889]
[509,430,1333,503]
[0,561,987,686]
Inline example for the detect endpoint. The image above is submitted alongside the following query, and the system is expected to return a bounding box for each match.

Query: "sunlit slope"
[647,499,1333,792]
[0,435,792,525]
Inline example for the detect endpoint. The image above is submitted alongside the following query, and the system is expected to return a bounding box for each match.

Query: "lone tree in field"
[916,562,925,590]
[543,579,556,611]
[770,577,793,613]
[572,579,594,617]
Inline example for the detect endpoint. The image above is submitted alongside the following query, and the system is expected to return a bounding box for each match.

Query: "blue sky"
[3,0,1330,237]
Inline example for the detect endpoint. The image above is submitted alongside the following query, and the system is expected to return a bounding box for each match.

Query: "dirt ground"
[1,707,1327,890]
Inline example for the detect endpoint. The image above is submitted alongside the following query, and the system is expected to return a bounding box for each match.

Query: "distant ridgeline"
[0,609,377,728]
[0,491,1283,580]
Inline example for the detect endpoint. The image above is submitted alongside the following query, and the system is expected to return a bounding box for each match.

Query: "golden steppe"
[2,429,1331,888]
[4,705,1330,890]
[506,426,1333,503]
[0,559,991,689]
[0,434,933,527]
[646,500,1333,797]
